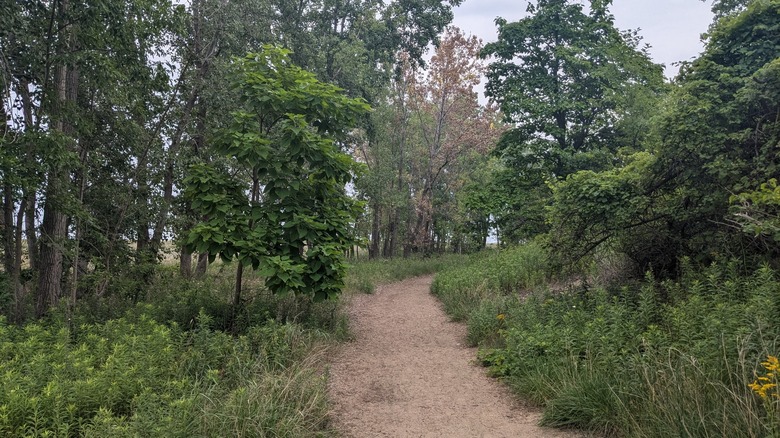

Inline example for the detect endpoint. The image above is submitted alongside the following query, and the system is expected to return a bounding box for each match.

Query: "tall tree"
[2,0,183,316]
[356,27,501,256]
[546,0,780,272]
[481,0,664,242]
[170,0,463,267]
[404,27,500,254]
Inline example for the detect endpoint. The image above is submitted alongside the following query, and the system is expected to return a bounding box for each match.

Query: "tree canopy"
[184,47,370,302]
[480,0,664,241]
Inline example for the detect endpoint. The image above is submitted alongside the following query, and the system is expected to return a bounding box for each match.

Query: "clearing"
[328,275,582,437]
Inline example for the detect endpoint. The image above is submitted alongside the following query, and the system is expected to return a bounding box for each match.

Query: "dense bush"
[0,252,464,437]
[431,244,548,322]
[0,261,349,438]
[434,246,780,437]
[0,308,331,437]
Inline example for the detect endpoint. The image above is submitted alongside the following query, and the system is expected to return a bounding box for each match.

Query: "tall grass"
[0,252,467,437]
[433,247,780,437]
[431,243,548,324]
[344,253,464,294]
[0,263,344,437]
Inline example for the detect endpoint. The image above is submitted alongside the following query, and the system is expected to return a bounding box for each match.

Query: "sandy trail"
[328,275,582,438]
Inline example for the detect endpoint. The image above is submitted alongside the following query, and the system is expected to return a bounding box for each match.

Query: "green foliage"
[185,46,370,300]
[731,178,780,245]
[0,305,331,437]
[431,244,549,322]
[546,152,676,272]
[480,0,665,242]
[647,0,780,262]
[434,245,780,436]
[540,0,780,271]
[344,254,464,295]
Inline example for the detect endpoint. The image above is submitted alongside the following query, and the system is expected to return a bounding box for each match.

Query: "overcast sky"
[450,0,715,79]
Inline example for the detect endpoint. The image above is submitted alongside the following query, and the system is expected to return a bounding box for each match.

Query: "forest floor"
[328,275,584,438]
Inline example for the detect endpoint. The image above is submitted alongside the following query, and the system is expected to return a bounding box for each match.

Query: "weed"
[433,245,780,437]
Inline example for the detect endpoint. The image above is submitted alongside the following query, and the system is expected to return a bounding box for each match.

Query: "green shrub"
[433,244,780,437]
[432,244,549,321]
[0,307,332,437]
[466,297,515,348]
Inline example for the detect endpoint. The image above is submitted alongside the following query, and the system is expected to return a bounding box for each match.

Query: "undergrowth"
[431,243,548,322]
[0,310,332,437]
[344,254,463,294]
[0,265,342,437]
[433,246,780,437]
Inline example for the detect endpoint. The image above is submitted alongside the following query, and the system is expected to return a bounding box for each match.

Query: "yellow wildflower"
[762,356,780,372]
[496,313,505,321]
[750,355,780,400]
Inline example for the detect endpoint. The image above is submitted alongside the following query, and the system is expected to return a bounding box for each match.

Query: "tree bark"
[194,252,209,278]
[18,79,40,272]
[2,184,14,276]
[383,209,397,258]
[179,249,193,278]
[37,183,68,317]
[24,192,38,272]
[37,5,76,316]
[369,202,380,259]
[13,199,27,323]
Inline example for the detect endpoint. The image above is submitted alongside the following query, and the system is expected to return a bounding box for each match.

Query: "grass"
[0,263,341,437]
[431,243,549,323]
[344,254,463,295]
[433,247,780,437]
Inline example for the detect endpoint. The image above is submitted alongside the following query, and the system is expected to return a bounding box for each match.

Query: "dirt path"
[328,275,582,438]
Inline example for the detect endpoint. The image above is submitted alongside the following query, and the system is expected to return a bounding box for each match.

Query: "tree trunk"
[37,55,74,316]
[68,140,88,313]
[369,202,380,259]
[383,210,397,258]
[37,187,67,317]
[18,79,39,272]
[24,192,38,271]
[179,249,193,278]
[195,252,209,278]
[402,210,414,258]
[13,199,27,323]
[231,262,243,332]
[3,184,14,276]
[38,0,79,317]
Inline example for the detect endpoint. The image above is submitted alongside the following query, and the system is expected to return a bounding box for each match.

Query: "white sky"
[451,0,715,80]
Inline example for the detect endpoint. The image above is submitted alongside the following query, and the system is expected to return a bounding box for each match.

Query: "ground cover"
[433,245,780,437]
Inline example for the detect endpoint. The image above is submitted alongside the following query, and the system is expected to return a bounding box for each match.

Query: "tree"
[648,0,780,263]
[170,0,464,267]
[359,27,501,256]
[184,47,369,311]
[409,28,501,254]
[481,0,664,242]
[729,178,780,251]
[704,0,750,19]
[1,0,184,317]
[546,0,780,273]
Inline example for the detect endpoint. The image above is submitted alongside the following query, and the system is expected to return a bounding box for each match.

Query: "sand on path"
[328,275,583,438]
